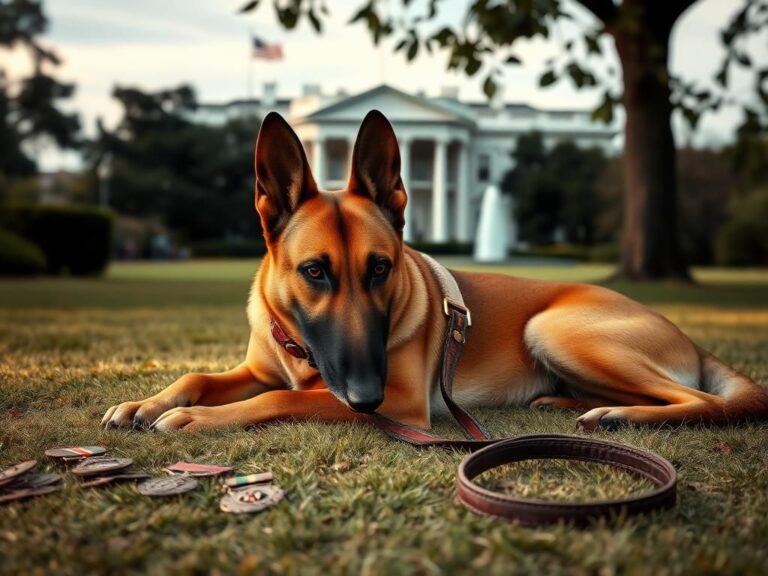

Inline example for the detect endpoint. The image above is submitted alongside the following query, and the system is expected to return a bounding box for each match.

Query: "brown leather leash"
[371,298,678,527]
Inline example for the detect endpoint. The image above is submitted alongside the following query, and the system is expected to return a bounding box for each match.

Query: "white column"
[314,137,326,189]
[399,137,413,242]
[456,141,471,242]
[432,137,448,242]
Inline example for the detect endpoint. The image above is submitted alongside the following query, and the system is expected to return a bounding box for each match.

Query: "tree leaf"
[734,51,752,67]
[307,10,322,33]
[238,0,260,13]
[591,92,615,124]
[466,56,482,77]
[715,65,729,88]
[585,33,601,55]
[406,39,419,61]
[349,5,370,24]
[539,70,557,87]
[483,75,497,99]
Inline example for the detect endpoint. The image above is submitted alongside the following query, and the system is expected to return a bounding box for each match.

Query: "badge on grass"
[137,476,199,497]
[223,472,273,489]
[71,457,133,477]
[6,473,61,490]
[81,473,150,488]
[0,485,61,505]
[45,446,107,460]
[163,462,234,477]
[0,460,37,487]
[219,484,284,514]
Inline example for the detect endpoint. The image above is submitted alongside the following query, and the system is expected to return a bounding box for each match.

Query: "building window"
[477,154,491,182]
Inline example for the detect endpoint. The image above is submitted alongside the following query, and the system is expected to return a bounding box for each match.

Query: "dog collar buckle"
[270,318,317,368]
[443,297,472,327]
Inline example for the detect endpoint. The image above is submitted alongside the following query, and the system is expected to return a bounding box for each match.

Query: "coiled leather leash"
[371,255,678,526]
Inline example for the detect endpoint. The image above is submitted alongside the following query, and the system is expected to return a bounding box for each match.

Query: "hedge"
[189,238,267,258]
[0,205,114,276]
[715,220,767,267]
[0,226,47,275]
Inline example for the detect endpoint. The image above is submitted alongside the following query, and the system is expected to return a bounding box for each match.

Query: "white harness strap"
[419,252,471,325]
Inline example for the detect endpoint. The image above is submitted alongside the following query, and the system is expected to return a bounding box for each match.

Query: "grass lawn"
[1,259,767,575]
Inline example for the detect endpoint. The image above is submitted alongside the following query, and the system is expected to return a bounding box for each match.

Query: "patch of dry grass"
[1,261,767,575]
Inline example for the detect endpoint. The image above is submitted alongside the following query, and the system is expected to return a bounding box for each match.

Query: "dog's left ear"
[348,110,407,234]
[254,112,318,241]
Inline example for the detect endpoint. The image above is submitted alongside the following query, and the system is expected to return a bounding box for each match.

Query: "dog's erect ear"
[348,110,407,234]
[254,112,318,240]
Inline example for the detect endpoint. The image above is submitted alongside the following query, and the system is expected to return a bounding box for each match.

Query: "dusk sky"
[5,0,764,170]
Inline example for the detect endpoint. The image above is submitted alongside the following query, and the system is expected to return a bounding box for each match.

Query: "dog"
[102,110,768,433]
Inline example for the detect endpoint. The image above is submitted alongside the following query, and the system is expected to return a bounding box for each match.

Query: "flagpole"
[247,27,254,99]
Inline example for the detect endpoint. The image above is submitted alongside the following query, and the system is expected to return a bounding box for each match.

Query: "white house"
[192,84,618,245]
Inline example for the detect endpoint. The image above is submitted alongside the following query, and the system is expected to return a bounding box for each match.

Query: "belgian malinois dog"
[102,111,768,433]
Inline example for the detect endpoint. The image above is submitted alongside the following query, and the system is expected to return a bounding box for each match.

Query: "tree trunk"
[612,10,691,281]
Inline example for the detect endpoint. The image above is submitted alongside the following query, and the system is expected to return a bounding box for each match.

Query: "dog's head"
[254,110,408,413]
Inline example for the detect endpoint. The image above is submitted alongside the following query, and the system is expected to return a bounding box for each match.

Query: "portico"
[293,86,475,243]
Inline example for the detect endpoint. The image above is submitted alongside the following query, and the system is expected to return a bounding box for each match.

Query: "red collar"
[270,317,317,368]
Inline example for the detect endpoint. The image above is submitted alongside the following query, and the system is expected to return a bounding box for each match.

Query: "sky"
[5,0,765,171]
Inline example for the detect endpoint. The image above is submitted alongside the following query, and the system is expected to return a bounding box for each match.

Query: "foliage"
[0,0,80,179]
[406,240,473,255]
[0,224,45,274]
[599,148,742,265]
[240,0,767,131]
[501,132,607,246]
[93,85,262,243]
[189,238,267,258]
[716,186,768,267]
[0,204,113,275]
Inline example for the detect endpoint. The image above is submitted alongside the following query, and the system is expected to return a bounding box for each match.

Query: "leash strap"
[370,253,677,526]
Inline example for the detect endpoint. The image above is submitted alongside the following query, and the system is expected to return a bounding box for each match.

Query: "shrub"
[0,205,114,275]
[189,238,267,258]
[524,243,591,261]
[715,186,768,267]
[715,220,766,267]
[0,226,47,275]
[407,241,473,255]
[589,243,620,263]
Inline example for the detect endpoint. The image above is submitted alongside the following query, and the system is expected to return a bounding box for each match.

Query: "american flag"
[252,36,283,60]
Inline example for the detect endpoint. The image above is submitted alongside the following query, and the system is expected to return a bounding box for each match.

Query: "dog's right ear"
[254,112,318,241]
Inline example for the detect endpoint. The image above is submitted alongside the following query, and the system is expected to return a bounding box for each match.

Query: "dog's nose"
[346,390,383,413]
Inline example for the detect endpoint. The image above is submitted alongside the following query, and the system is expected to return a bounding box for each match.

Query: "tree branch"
[576,0,618,24]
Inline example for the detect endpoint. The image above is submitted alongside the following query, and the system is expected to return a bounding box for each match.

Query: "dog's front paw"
[101,397,177,430]
[150,406,218,432]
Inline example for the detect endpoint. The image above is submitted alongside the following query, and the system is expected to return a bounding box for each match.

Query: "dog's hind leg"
[529,395,606,411]
[523,291,768,429]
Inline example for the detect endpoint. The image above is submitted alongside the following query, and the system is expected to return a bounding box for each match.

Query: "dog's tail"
[697,346,768,422]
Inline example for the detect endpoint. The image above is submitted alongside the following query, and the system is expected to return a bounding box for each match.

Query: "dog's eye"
[300,262,328,284]
[371,259,391,282]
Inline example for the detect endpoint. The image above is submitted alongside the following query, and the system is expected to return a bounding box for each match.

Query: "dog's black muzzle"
[295,308,389,413]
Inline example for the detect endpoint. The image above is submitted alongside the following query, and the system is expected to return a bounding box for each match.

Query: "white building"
[193,83,617,244]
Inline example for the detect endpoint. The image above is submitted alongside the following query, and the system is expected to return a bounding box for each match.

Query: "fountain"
[473,185,509,262]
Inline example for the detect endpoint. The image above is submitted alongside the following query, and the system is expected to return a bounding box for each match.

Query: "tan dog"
[102,111,768,433]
